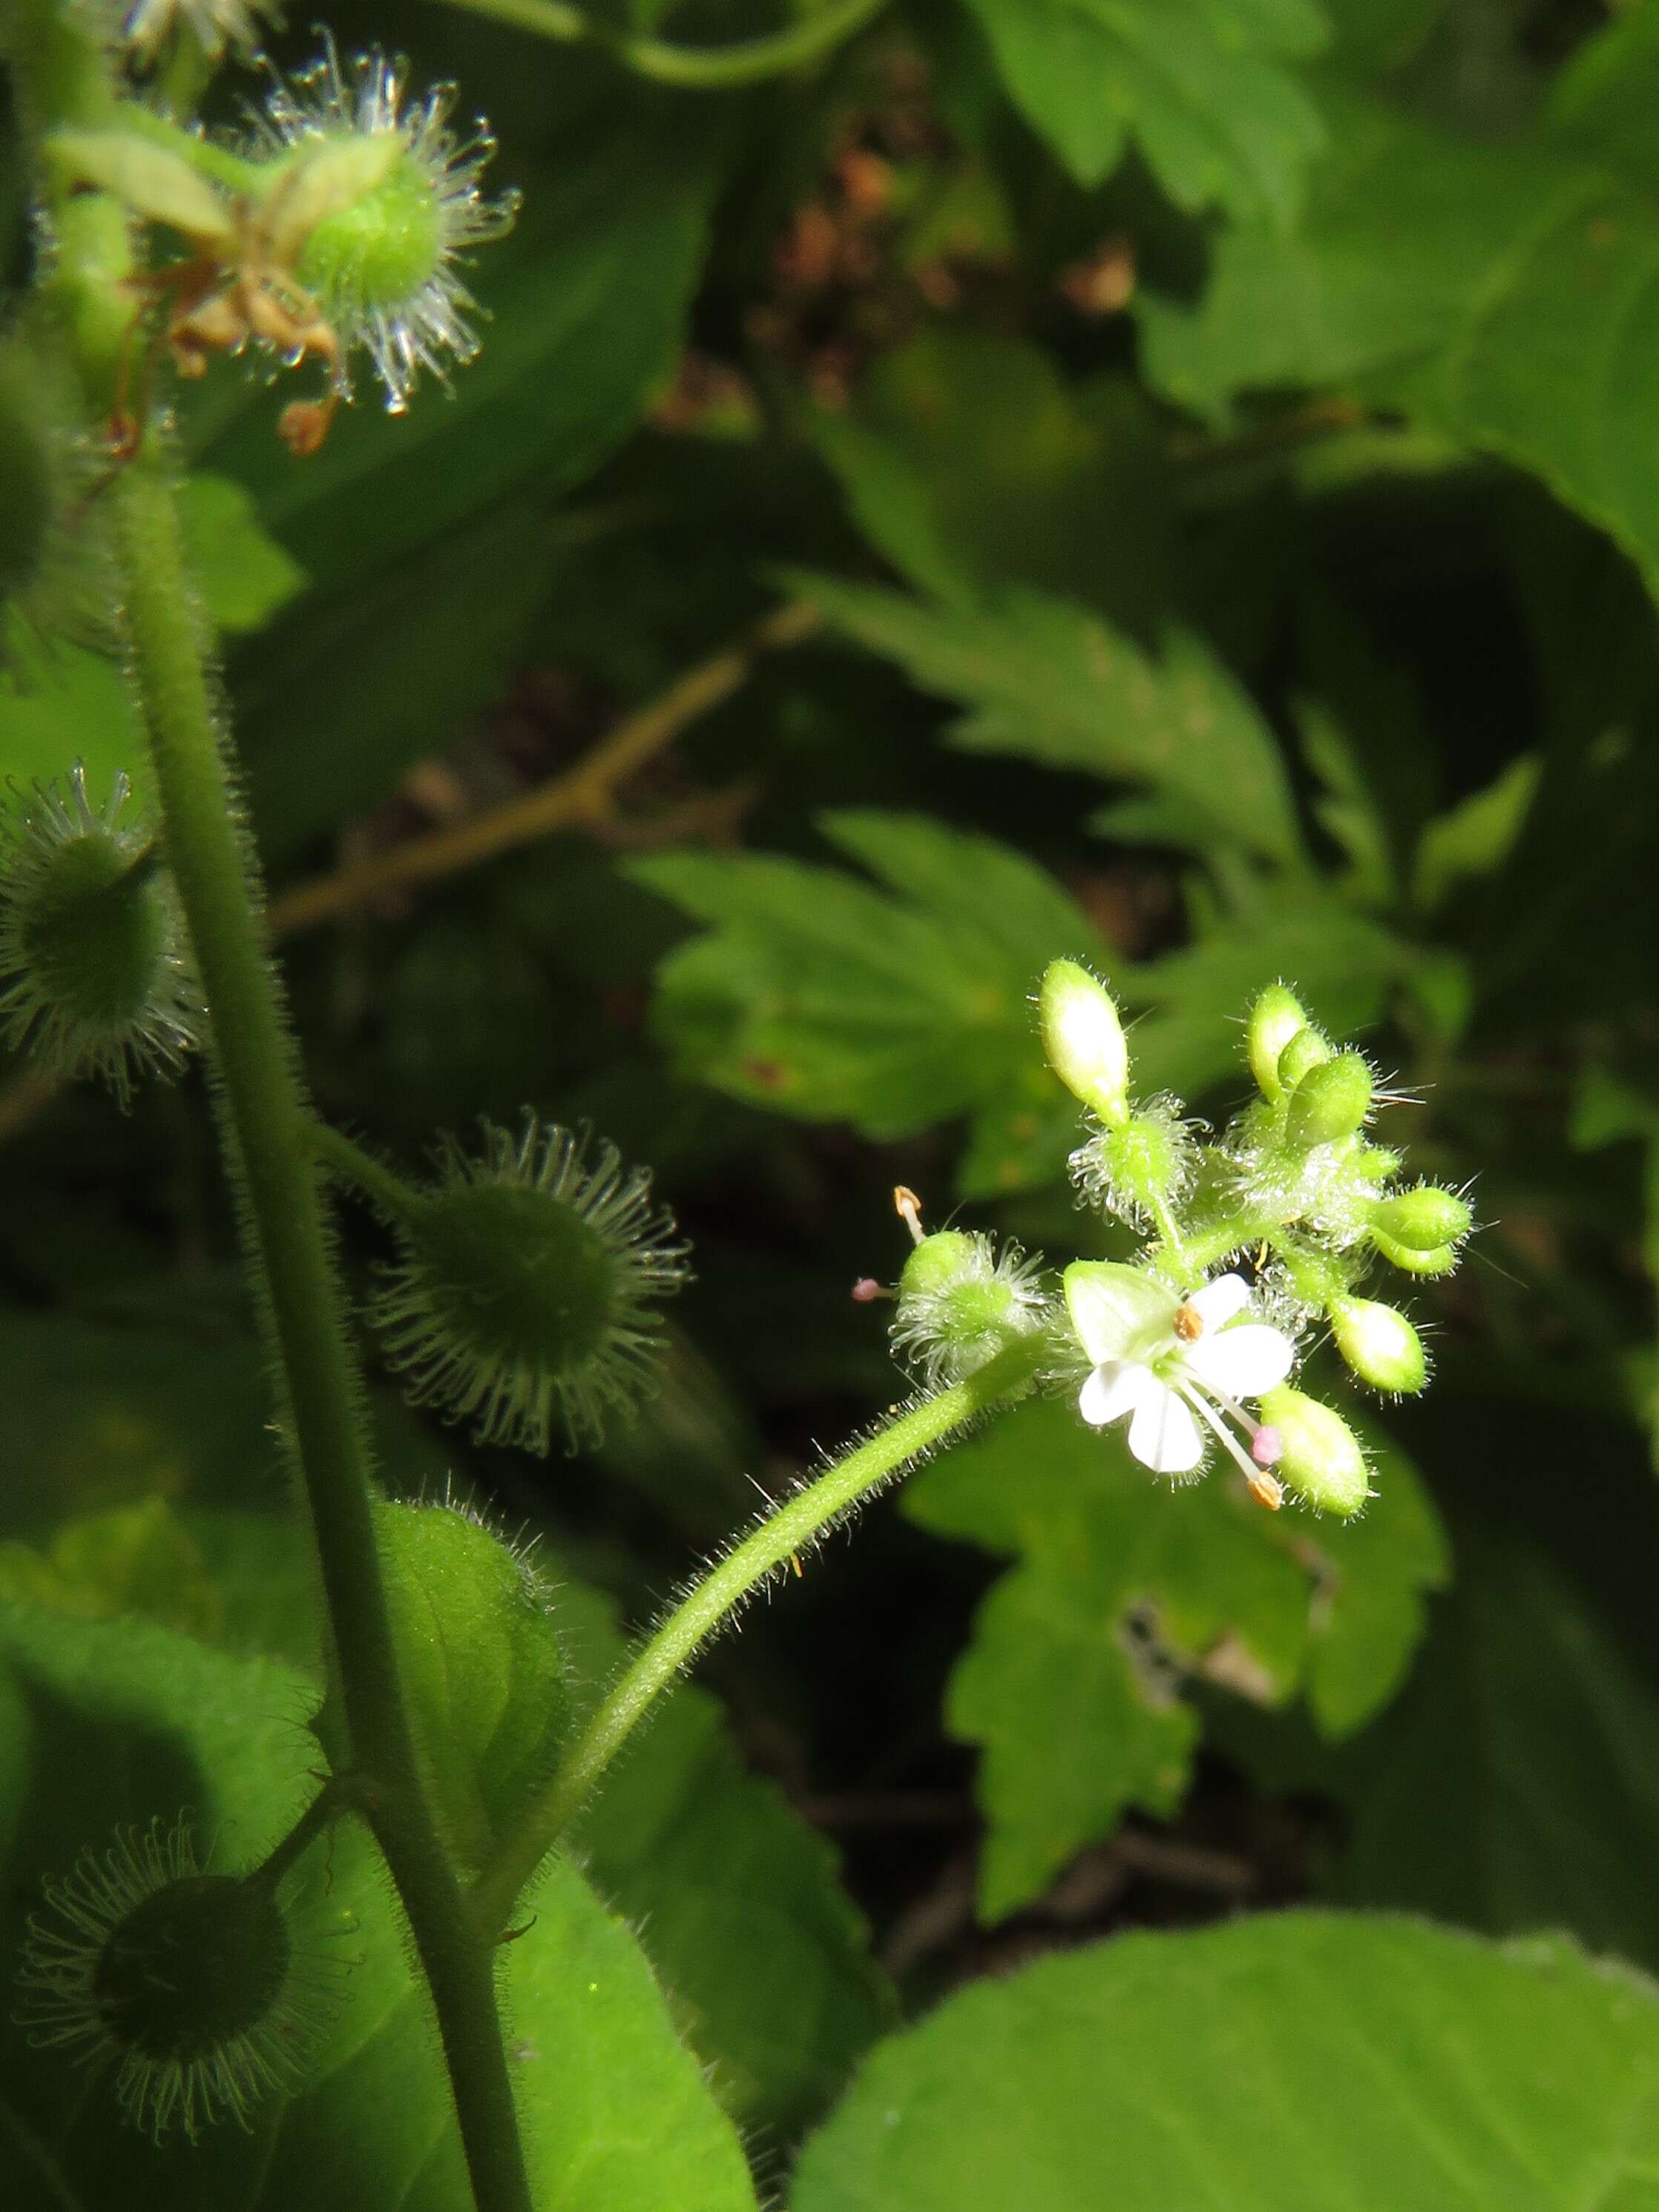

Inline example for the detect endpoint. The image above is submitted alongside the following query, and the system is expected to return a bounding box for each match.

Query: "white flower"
[1063,1263,1295,1505]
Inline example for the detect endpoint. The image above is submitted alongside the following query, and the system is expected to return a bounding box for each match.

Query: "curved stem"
[433,0,887,87]
[110,452,532,2212]
[471,1330,1048,1930]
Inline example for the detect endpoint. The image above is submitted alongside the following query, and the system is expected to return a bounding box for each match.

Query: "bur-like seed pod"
[0,767,199,1106]
[891,1229,1047,1390]
[18,1820,325,2142]
[1039,959,1129,1123]
[249,40,522,413]
[366,1116,690,1453]
[1258,1387,1370,1516]
[1330,1296,1428,1394]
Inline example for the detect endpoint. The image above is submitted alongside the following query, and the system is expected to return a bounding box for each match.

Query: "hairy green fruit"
[1330,1297,1428,1394]
[1285,1052,1373,1150]
[1258,1387,1370,1516]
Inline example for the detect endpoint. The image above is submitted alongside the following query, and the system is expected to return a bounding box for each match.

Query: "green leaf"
[240,497,563,867]
[903,1396,1445,1918]
[959,0,1329,226]
[792,576,1305,866]
[0,1603,757,2211]
[632,811,1108,1189]
[1336,1531,1659,1973]
[0,1497,221,1642]
[369,1503,575,1874]
[811,332,1176,616]
[557,1578,893,2139]
[0,614,143,801]
[174,473,306,637]
[1138,87,1659,592]
[1413,753,1543,910]
[791,1912,1659,2211]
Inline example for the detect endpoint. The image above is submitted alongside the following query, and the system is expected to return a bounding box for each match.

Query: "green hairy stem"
[472,1329,1049,1929]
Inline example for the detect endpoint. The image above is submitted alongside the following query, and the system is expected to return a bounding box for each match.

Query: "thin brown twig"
[266,599,820,935]
[0,601,819,1146]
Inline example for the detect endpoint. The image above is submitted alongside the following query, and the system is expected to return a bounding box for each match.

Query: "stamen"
[893,1186,926,1246]
[1177,1384,1284,1511]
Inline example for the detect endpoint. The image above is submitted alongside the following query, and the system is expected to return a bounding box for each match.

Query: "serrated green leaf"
[960,0,1328,226]
[792,575,1304,866]
[632,811,1108,1187]
[0,1604,757,2211]
[791,1912,1659,2211]
[903,1395,1445,1918]
[369,1503,574,1874]
[1138,85,1659,593]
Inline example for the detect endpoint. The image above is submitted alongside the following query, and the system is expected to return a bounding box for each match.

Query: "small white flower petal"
[1187,1273,1252,1330]
[1187,1323,1295,1399]
[1127,1382,1204,1474]
[1078,1359,1158,1428]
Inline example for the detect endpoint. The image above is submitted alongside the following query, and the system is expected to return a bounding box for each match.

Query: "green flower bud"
[1330,1298,1428,1394]
[1275,1025,1333,1093]
[1039,959,1129,1123]
[893,1230,1045,1390]
[1070,1104,1190,1227]
[1246,984,1309,1101]
[19,1820,326,2141]
[1258,1387,1370,1516]
[1370,1184,1472,1252]
[0,769,199,1107]
[1285,1051,1373,1150]
[364,1118,689,1453]
[1367,1227,1461,1276]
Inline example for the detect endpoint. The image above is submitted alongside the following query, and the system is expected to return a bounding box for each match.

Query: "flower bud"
[1367,1227,1460,1276]
[893,1230,1045,1390]
[1039,959,1129,1123]
[1246,984,1308,1101]
[45,128,236,249]
[19,1820,323,2141]
[1285,1051,1373,1150]
[365,1118,689,1453]
[0,769,199,1107]
[1330,1297,1428,1394]
[1258,1387,1370,1515]
[1070,1104,1190,1227]
[1370,1184,1471,1252]
[1275,1025,1333,1093]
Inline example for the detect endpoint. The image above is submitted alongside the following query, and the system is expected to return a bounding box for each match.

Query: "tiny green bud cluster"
[878,963,1473,1519]
[0,766,200,1106]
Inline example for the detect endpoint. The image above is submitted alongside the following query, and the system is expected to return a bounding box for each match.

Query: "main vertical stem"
[111,452,531,2212]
